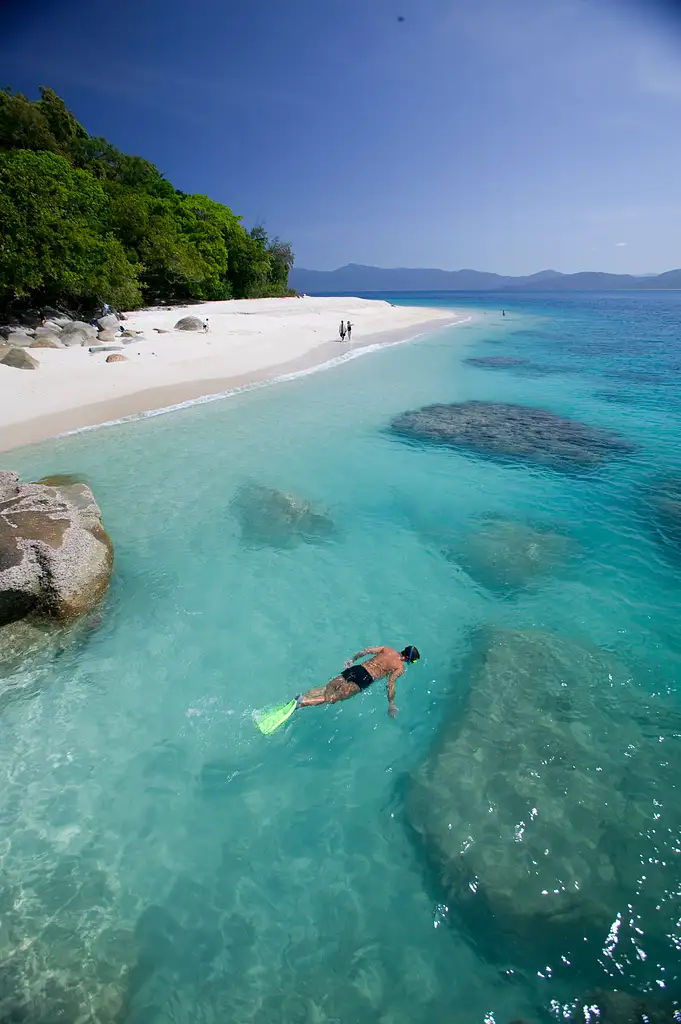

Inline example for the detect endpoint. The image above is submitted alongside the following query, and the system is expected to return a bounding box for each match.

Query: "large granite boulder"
[33,324,62,340]
[30,336,62,349]
[97,312,119,331]
[390,402,636,472]
[1,329,35,346]
[231,482,336,548]
[174,315,203,331]
[446,517,575,592]
[0,346,39,369]
[60,320,97,346]
[407,629,681,982]
[0,471,113,626]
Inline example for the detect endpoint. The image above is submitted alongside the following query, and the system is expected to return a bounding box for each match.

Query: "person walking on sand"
[296,644,420,719]
[203,318,210,333]
[346,320,353,341]
[339,319,346,342]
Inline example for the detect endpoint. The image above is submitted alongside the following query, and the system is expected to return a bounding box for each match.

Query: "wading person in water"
[296,644,420,718]
[339,319,346,342]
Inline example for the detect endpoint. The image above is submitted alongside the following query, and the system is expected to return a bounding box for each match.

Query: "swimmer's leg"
[296,677,360,708]
[296,686,327,708]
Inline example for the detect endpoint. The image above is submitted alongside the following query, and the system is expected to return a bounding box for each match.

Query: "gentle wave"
[56,316,471,439]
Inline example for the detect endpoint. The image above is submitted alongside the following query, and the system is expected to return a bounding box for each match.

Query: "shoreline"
[0,301,468,452]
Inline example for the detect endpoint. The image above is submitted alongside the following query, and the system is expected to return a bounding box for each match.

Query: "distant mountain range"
[290,264,681,293]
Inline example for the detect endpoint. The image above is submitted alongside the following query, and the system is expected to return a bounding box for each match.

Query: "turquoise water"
[1,293,681,1023]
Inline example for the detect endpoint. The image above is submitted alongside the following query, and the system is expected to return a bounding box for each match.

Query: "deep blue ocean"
[1,291,680,1024]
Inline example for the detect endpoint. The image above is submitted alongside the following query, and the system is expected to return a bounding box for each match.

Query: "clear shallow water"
[1,292,681,1023]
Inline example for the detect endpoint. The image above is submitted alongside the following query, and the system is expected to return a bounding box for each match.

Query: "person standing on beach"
[203,318,210,333]
[339,320,346,342]
[346,320,353,341]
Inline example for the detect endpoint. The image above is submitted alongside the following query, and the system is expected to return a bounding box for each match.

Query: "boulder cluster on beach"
[0,306,134,369]
[0,308,218,371]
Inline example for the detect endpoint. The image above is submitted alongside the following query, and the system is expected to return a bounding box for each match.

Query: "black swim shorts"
[341,664,374,690]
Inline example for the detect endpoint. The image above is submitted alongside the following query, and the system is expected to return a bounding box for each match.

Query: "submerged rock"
[447,517,575,592]
[38,472,90,487]
[647,474,681,552]
[566,988,674,1024]
[231,482,336,548]
[390,401,635,472]
[407,629,681,979]
[0,471,113,627]
[593,390,635,405]
[0,873,130,1024]
[464,356,527,368]
[174,315,203,331]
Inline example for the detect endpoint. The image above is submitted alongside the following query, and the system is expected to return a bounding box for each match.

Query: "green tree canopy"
[0,86,294,314]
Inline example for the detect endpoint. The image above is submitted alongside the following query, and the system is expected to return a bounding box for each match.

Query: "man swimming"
[296,644,420,718]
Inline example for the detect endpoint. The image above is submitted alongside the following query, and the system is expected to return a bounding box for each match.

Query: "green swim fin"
[255,698,297,735]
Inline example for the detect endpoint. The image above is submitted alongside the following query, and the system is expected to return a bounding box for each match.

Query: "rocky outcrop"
[447,517,575,592]
[407,629,681,981]
[391,401,636,472]
[174,315,203,331]
[0,471,113,627]
[231,482,336,548]
[0,346,39,369]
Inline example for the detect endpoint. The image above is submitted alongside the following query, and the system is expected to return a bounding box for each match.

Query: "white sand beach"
[0,296,466,451]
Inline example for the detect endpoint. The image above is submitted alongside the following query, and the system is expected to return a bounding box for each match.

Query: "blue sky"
[2,0,681,274]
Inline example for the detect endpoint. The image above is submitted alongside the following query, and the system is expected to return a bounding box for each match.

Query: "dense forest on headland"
[0,87,294,316]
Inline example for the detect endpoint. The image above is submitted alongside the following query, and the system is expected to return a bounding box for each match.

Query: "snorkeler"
[296,644,420,719]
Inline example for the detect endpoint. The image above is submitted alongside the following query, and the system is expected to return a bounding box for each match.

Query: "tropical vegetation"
[0,87,294,315]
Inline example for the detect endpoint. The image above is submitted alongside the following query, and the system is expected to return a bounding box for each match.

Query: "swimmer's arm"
[387,665,404,717]
[344,646,384,667]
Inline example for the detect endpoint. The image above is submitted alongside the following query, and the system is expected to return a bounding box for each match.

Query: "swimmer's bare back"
[296,645,408,718]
